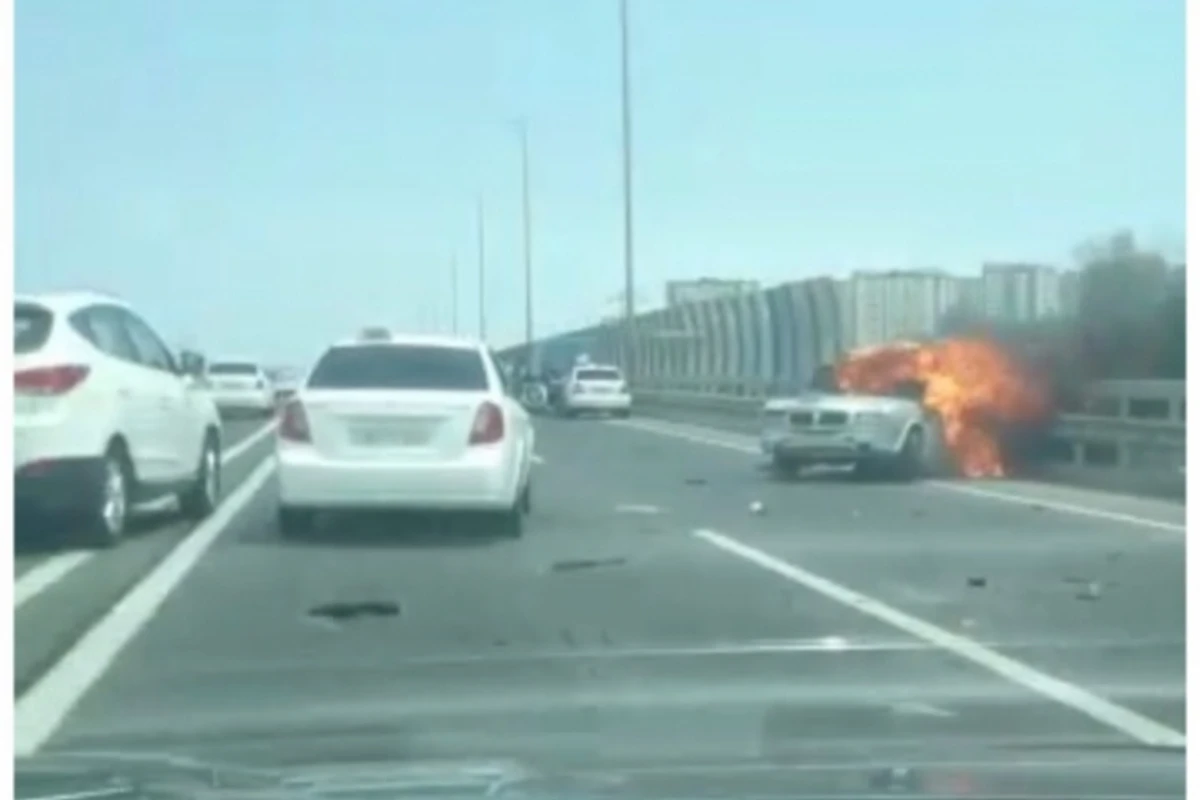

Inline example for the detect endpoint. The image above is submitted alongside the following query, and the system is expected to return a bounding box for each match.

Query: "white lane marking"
[609,417,758,454]
[14,553,93,610]
[224,419,278,462]
[11,420,278,613]
[615,503,662,515]
[14,458,277,756]
[890,700,956,718]
[694,527,1186,748]
[927,481,1185,534]
[609,417,1182,534]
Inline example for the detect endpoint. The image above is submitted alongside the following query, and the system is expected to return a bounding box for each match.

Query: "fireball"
[835,338,1050,477]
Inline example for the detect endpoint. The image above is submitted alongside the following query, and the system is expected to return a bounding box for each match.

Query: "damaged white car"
[759,389,929,481]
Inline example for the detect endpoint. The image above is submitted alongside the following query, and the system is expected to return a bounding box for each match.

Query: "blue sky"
[15,0,1184,363]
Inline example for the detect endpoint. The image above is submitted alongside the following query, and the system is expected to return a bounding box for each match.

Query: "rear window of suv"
[209,363,259,376]
[307,345,490,391]
[576,368,621,381]
[15,304,53,354]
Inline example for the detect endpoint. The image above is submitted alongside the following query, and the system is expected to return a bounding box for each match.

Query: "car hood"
[16,746,1184,800]
[763,392,921,415]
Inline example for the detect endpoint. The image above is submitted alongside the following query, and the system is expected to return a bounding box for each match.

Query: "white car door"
[78,305,167,482]
[120,309,196,482]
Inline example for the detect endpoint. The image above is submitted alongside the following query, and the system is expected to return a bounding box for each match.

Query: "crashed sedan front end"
[759,393,928,480]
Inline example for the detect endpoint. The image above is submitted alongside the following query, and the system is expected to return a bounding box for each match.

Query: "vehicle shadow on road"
[275,511,512,550]
[13,508,182,555]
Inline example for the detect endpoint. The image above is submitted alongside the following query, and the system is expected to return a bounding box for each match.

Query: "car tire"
[79,444,132,548]
[770,453,800,479]
[179,432,221,520]
[852,459,883,482]
[277,507,316,538]
[891,427,926,482]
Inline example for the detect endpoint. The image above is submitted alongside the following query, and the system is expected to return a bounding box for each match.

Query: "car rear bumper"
[276,447,522,511]
[15,457,105,516]
[564,393,632,411]
[211,390,275,411]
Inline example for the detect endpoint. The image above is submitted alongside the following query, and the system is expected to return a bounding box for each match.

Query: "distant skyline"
[15,0,1184,364]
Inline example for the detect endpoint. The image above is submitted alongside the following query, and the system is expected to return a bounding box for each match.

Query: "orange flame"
[834,338,1050,478]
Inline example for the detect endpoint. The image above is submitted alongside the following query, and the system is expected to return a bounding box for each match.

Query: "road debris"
[551,557,628,573]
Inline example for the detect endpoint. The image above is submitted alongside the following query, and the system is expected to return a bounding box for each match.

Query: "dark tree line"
[938,231,1185,410]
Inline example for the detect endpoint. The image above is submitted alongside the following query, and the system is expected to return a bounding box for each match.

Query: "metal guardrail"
[629,383,1185,474]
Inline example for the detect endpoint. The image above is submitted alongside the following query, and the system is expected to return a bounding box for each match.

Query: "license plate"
[350,424,426,447]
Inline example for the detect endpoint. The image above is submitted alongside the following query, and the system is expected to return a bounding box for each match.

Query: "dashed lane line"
[694,527,1186,749]
[12,419,278,612]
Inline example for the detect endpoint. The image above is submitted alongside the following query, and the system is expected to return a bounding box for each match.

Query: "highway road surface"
[12,412,1186,794]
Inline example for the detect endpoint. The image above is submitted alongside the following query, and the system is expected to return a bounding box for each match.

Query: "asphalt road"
[13,415,277,695]
[12,412,1185,787]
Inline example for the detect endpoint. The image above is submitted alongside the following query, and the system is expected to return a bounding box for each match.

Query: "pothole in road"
[306,601,402,624]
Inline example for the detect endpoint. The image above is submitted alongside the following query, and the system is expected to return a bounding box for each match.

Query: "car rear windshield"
[576,368,621,381]
[208,363,259,376]
[307,345,489,391]
[15,303,53,354]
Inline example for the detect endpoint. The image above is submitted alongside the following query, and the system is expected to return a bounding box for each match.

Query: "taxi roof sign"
[358,326,392,342]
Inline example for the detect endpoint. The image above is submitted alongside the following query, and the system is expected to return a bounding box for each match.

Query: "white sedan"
[560,364,632,417]
[275,332,536,537]
[204,359,276,416]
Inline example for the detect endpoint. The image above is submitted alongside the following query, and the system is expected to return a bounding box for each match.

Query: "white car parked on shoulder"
[205,359,276,416]
[14,293,223,546]
[275,330,536,537]
[560,363,632,418]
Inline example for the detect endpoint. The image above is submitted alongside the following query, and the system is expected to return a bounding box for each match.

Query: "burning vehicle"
[760,338,1053,480]
[759,349,930,481]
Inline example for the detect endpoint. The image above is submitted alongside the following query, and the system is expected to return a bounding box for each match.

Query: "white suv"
[14,292,224,546]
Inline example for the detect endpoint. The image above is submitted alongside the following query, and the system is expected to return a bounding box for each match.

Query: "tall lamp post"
[450,254,459,334]
[619,0,637,381]
[476,196,487,340]
[516,119,534,369]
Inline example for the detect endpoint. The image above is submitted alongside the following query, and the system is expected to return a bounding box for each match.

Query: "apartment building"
[842,269,970,349]
[981,263,1063,323]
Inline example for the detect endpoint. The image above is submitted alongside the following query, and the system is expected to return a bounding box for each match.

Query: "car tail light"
[469,401,505,445]
[14,365,90,396]
[280,401,312,443]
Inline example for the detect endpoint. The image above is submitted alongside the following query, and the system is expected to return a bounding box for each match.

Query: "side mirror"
[179,350,206,378]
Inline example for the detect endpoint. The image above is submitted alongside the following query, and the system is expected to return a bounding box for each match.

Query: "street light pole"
[450,254,459,334]
[619,0,637,381]
[518,119,534,367]
[476,196,487,341]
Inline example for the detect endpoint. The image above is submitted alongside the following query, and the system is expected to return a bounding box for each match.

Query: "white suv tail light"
[14,365,90,396]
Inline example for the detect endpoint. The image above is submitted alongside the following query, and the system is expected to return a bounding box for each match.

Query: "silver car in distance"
[759,391,928,481]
